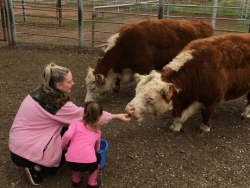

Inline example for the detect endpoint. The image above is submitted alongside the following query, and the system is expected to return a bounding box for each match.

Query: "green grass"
[14,0,249,32]
[167,0,239,17]
[111,0,241,17]
[235,21,249,31]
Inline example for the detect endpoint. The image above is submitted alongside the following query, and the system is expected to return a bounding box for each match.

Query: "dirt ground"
[1,42,250,188]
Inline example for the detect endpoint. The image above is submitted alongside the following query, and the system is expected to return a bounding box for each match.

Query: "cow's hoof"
[168,128,183,135]
[241,113,250,121]
[198,124,210,134]
[198,128,205,135]
[113,88,120,93]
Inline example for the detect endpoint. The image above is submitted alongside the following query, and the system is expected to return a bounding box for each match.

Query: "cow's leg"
[169,119,183,133]
[241,93,250,119]
[169,102,202,133]
[113,78,121,93]
[200,106,216,134]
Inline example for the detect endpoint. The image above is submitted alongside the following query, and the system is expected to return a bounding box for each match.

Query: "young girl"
[61,101,131,188]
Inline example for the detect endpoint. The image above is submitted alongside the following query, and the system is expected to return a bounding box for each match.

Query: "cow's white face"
[85,33,121,102]
[125,70,176,121]
[85,68,111,102]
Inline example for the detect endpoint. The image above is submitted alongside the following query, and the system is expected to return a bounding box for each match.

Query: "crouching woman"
[9,63,83,185]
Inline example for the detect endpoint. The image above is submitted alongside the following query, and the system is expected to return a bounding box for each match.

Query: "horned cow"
[125,33,250,134]
[85,19,213,102]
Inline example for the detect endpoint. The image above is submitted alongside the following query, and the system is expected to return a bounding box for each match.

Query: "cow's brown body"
[85,19,213,102]
[162,33,250,132]
[95,19,213,76]
[125,33,250,133]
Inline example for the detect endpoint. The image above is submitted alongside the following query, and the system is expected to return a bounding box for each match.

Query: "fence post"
[3,0,12,44]
[211,0,218,29]
[78,0,83,47]
[158,0,164,19]
[164,0,169,18]
[92,0,95,47]
[7,0,16,44]
[56,0,62,26]
[21,0,27,21]
[0,0,7,41]
[244,0,249,27]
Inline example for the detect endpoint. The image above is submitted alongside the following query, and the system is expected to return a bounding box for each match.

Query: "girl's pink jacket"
[9,95,83,167]
[61,111,112,163]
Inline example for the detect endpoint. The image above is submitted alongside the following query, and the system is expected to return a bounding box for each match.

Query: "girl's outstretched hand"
[112,114,131,122]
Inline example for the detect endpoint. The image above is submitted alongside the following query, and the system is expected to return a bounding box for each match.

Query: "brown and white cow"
[125,33,250,133]
[85,19,213,102]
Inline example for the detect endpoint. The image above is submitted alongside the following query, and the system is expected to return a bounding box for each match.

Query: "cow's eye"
[149,97,155,100]
[92,87,96,91]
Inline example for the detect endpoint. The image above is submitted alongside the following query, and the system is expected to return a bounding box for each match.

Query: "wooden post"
[56,0,62,26]
[3,0,12,44]
[91,0,95,47]
[78,0,83,47]
[0,0,7,41]
[164,0,169,18]
[205,0,207,13]
[8,0,16,44]
[248,20,250,33]
[158,0,164,19]
[211,0,218,29]
[21,0,27,21]
[244,0,249,27]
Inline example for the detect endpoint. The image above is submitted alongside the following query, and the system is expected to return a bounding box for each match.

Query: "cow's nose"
[125,104,135,114]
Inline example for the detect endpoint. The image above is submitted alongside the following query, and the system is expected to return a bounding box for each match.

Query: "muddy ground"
[1,43,250,188]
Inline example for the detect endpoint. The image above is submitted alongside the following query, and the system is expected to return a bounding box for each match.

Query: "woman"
[9,63,130,186]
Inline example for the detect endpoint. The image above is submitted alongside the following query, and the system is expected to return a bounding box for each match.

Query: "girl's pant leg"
[88,153,101,186]
[72,171,81,183]
[88,164,100,186]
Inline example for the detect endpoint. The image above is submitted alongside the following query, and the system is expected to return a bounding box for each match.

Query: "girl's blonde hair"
[83,101,103,132]
[41,62,69,93]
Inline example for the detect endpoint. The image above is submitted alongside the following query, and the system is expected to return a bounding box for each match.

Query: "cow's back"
[95,19,213,76]
[116,19,213,70]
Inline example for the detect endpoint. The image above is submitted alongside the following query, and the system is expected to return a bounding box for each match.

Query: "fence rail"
[1,0,250,47]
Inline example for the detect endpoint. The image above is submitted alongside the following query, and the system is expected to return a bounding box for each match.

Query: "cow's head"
[125,70,177,121]
[85,67,110,102]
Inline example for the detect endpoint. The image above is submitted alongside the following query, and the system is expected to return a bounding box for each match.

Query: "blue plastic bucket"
[98,139,108,169]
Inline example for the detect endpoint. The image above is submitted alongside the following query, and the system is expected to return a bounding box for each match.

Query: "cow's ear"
[150,70,160,78]
[88,67,94,74]
[162,83,176,100]
[133,73,143,83]
[95,74,106,85]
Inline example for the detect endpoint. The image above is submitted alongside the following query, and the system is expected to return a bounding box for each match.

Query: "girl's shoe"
[72,176,83,187]
[87,179,101,188]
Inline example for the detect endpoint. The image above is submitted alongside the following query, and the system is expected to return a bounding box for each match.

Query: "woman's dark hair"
[83,101,103,132]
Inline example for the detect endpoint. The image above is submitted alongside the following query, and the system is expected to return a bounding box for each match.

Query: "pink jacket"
[61,111,112,163]
[9,95,83,167]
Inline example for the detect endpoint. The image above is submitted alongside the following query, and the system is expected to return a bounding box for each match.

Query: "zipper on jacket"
[41,136,53,159]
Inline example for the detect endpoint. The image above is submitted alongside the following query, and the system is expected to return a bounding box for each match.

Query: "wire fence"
[1,0,250,47]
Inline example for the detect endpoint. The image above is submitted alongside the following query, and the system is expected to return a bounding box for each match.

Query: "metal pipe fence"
[1,0,250,47]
